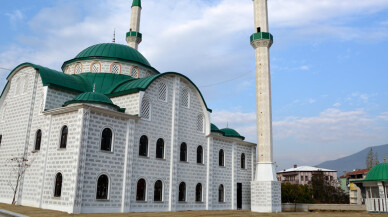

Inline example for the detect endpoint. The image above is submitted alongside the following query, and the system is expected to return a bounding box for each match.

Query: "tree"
[366,148,374,169]
[281,183,314,204]
[310,172,349,204]
[6,155,33,205]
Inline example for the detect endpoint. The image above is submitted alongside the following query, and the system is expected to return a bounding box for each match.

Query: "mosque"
[0,0,281,214]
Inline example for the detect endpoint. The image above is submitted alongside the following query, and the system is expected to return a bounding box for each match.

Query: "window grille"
[195,183,202,202]
[75,63,82,74]
[91,62,101,72]
[54,173,62,197]
[197,114,204,132]
[131,67,139,78]
[179,182,186,202]
[154,180,163,201]
[96,175,109,199]
[136,179,146,201]
[111,63,120,74]
[218,185,224,202]
[158,83,167,102]
[181,88,189,108]
[141,98,151,120]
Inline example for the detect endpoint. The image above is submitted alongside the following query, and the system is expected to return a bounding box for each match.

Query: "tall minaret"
[126,0,142,50]
[250,0,281,213]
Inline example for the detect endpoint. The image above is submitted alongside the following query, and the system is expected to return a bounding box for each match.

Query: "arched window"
[60,126,68,149]
[158,83,167,102]
[101,128,113,152]
[197,114,204,132]
[181,88,189,108]
[141,98,151,120]
[91,61,101,72]
[139,135,148,156]
[195,183,202,202]
[156,138,164,159]
[197,145,203,164]
[154,180,163,201]
[131,67,139,78]
[96,174,109,199]
[54,173,62,197]
[23,77,28,93]
[219,149,224,166]
[65,66,71,74]
[136,179,146,201]
[35,129,42,151]
[110,63,121,74]
[241,153,245,169]
[15,78,21,96]
[180,143,187,162]
[74,63,82,74]
[218,184,224,202]
[0,135,2,146]
[179,182,186,202]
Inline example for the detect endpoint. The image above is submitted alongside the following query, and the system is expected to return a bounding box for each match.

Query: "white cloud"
[5,10,24,29]
[378,112,388,121]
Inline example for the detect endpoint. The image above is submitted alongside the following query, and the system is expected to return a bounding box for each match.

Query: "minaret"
[126,0,142,50]
[250,0,281,213]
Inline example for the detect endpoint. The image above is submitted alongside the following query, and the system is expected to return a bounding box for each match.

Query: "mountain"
[317,144,388,176]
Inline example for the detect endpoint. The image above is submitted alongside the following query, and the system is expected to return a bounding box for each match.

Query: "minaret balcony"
[126,31,142,44]
[250,32,273,48]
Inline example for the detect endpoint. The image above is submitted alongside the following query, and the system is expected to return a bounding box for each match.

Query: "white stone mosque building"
[0,0,274,214]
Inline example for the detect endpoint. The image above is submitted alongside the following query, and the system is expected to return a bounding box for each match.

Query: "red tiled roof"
[343,168,370,178]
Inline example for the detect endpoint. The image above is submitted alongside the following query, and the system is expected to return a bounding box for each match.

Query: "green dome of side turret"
[220,128,245,140]
[364,163,388,182]
[63,92,121,110]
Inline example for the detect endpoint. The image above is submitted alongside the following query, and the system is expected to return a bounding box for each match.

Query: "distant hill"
[317,144,388,176]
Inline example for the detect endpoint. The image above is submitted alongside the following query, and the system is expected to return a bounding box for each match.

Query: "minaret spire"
[126,0,142,50]
[250,0,281,213]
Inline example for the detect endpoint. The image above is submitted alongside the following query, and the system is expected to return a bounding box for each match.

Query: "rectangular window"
[0,134,2,146]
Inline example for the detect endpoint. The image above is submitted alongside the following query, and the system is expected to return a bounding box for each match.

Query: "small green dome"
[63,43,151,68]
[364,163,388,182]
[211,123,224,135]
[220,128,245,140]
[64,92,120,110]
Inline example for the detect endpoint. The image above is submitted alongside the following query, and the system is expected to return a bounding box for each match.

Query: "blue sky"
[1,0,388,171]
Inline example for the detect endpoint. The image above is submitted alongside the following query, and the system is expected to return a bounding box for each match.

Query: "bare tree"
[6,154,33,205]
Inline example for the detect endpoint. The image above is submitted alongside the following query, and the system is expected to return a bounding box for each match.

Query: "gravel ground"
[0,203,382,217]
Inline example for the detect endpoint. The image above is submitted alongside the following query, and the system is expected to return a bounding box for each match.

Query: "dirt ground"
[0,203,382,217]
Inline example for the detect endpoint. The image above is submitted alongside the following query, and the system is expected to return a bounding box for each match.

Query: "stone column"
[250,0,281,212]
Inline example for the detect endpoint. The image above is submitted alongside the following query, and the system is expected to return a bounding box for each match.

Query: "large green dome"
[364,163,388,182]
[63,43,151,68]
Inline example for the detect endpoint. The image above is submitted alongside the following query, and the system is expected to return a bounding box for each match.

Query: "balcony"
[366,198,388,213]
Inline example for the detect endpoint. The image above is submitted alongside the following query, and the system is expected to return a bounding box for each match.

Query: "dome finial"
[112,28,116,43]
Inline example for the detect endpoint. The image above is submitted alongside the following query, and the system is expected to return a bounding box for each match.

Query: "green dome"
[211,123,224,135]
[220,128,245,140]
[63,92,120,110]
[364,163,388,182]
[63,43,151,68]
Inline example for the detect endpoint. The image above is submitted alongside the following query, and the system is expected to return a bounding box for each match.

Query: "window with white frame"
[110,63,121,74]
[197,114,204,132]
[181,88,189,108]
[141,98,151,120]
[158,82,167,102]
[131,67,139,78]
[74,63,82,74]
[91,62,101,72]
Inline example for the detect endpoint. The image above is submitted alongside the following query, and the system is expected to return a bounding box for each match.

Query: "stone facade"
[0,63,256,214]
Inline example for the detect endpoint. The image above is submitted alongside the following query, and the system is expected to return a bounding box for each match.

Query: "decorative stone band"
[126,31,142,44]
[250,32,273,49]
